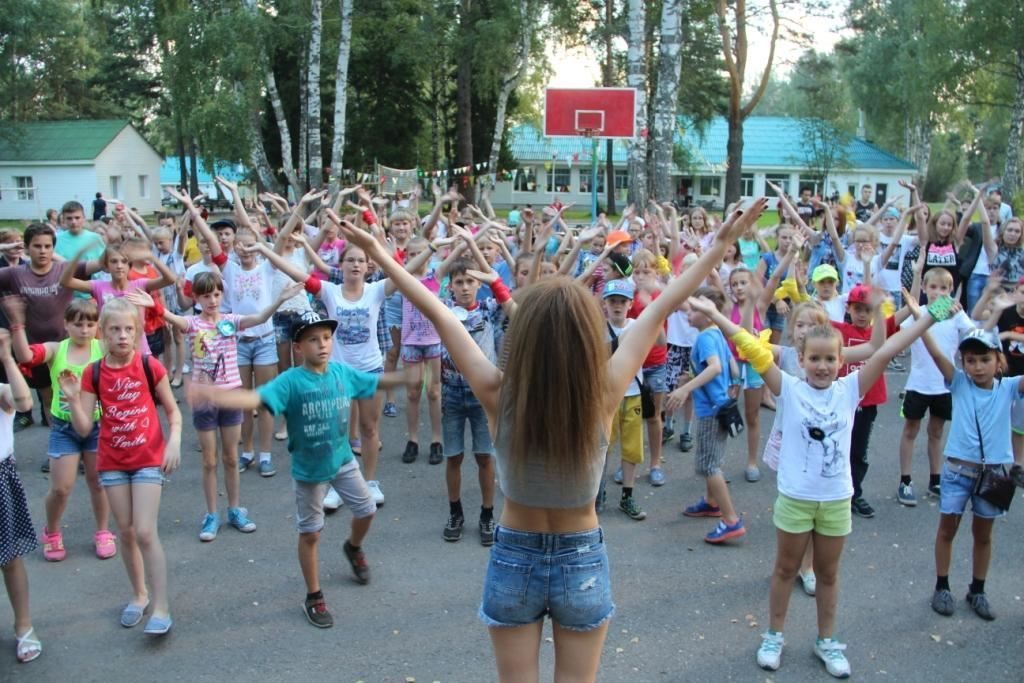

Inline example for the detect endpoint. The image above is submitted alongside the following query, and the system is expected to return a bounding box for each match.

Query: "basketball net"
[375,164,419,196]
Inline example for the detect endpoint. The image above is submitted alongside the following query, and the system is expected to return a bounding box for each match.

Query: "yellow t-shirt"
[183,236,201,266]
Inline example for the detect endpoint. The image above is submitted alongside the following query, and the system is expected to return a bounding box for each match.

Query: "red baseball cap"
[847,284,872,305]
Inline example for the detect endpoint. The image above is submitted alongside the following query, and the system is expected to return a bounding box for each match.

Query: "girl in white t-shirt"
[691,293,943,679]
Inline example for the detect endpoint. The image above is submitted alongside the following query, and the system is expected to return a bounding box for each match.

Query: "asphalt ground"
[3,370,1023,682]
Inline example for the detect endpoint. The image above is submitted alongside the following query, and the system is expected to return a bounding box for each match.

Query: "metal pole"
[591,135,599,222]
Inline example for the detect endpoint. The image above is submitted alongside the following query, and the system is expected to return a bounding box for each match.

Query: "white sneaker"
[182,363,191,375]
[756,631,784,671]
[814,638,851,678]
[367,480,384,507]
[323,486,343,511]
[799,570,817,596]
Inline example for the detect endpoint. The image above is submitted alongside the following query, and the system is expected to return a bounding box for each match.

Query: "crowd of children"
[0,178,1020,680]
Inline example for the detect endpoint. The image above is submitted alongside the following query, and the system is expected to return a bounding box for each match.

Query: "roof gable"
[508,116,916,173]
[0,120,130,162]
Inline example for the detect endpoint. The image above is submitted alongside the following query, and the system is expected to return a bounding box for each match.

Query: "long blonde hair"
[500,277,609,483]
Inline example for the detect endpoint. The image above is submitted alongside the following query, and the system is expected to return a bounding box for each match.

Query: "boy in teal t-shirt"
[189,312,406,629]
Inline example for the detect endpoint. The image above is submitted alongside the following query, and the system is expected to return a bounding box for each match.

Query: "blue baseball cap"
[958,327,1001,352]
[603,279,635,300]
[884,207,900,219]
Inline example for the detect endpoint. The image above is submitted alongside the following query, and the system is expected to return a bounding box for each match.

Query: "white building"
[492,116,918,210]
[0,120,163,220]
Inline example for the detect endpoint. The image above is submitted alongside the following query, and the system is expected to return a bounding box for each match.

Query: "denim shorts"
[384,294,403,329]
[237,334,279,366]
[401,343,442,364]
[99,466,164,487]
[193,405,244,431]
[766,304,786,331]
[273,310,307,345]
[642,363,668,394]
[48,418,99,457]
[939,461,1005,519]
[479,526,614,632]
[442,384,494,457]
[740,361,764,390]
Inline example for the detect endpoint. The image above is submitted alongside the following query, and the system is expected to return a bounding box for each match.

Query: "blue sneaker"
[238,453,254,473]
[613,466,623,484]
[258,459,276,478]
[228,507,256,533]
[199,513,219,542]
[383,401,398,418]
[704,517,746,544]
[649,467,666,486]
[683,497,721,517]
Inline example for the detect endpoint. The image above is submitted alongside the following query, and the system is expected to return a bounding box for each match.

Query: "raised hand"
[466,268,499,285]
[124,288,156,309]
[214,176,238,194]
[57,369,80,400]
[277,281,304,301]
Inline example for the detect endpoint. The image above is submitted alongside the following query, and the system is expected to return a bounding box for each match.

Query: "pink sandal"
[41,528,65,562]
[94,530,117,560]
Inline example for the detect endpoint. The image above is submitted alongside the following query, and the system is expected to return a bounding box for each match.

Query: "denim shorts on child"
[773,493,852,536]
[48,418,99,457]
[642,362,668,394]
[401,343,442,364]
[939,460,1005,519]
[740,361,764,390]
[479,526,615,632]
[99,467,164,487]
[766,303,786,331]
[273,310,307,345]
[237,333,279,366]
[610,396,643,465]
[384,293,403,329]
[293,459,376,533]
[442,384,494,457]
[192,404,244,431]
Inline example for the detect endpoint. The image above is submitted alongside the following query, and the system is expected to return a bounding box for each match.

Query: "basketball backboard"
[544,88,637,139]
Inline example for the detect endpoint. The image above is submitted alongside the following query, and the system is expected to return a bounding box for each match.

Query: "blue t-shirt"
[258,363,379,482]
[691,327,732,418]
[944,370,1022,465]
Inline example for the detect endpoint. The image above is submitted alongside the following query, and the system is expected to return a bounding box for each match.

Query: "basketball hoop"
[575,127,603,139]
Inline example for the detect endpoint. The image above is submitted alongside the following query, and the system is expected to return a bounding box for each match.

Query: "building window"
[14,176,34,201]
[138,175,149,198]
[514,167,536,192]
[110,175,122,198]
[798,176,823,195]
[614,169,629,190]
[765,174,790,197]
[596,170,606,194]
[698,175,721,196]
[547,167,570,193]
[741,173,754,197]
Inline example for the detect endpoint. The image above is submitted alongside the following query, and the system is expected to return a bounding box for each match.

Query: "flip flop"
[15,627,41,663]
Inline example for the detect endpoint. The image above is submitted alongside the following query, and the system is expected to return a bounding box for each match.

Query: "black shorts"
[901,390,952,421]
[146,329,166,357]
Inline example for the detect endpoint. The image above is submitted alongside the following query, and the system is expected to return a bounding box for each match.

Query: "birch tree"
[650,0,683,201]
[486,0,536,182]
[625,0,648,206]
[307,0,324,189]
[329,0,354,193]
[1004,48,1024,198]
[265,66,301,196]
[717,0,779,206]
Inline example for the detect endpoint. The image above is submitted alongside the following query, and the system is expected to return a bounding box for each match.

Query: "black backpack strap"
[141,354,156,398]
[90,360,101,394]
[607,322,619,354]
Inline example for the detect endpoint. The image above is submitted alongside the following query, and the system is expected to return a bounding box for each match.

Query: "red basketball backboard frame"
[544,88,637,139]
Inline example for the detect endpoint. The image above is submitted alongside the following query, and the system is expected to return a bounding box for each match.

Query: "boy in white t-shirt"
[896,268,974,505]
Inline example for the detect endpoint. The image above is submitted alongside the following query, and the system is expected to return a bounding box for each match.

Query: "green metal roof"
[0,119,130,162]
[509,116,917,173]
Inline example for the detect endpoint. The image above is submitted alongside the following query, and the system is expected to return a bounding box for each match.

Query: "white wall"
[93,127,164,215]
[0,163,94,220]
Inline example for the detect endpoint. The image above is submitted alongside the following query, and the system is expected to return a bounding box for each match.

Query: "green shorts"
[773,494,852,537]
